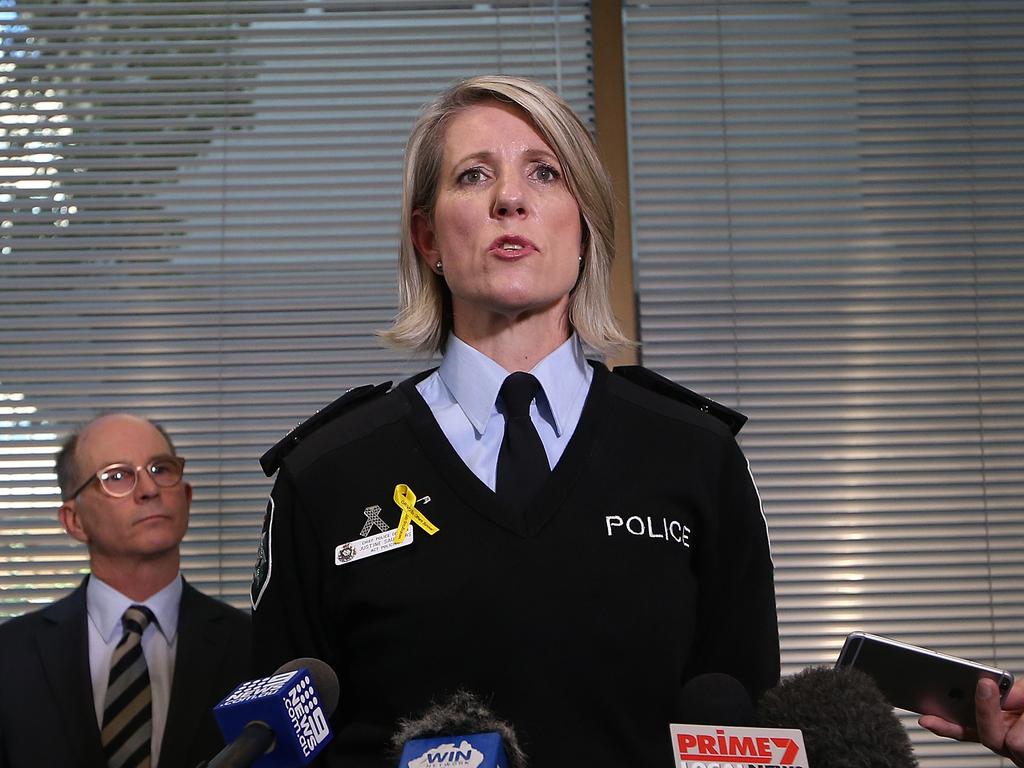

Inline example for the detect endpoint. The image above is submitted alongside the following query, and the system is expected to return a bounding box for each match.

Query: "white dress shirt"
[87,573,181,766]
[415,333,593,490]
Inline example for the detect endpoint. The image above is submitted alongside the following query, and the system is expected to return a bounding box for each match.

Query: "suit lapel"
[36,578,107,767]
[159,580,228,767]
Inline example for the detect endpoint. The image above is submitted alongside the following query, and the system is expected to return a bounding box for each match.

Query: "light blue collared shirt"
[416,333,593,490]
[87,573,182,766]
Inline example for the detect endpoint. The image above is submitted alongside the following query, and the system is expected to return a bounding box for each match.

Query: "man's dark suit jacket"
[0,576,252,768]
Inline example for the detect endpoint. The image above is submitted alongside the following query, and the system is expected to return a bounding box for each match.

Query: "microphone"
[205,657,339,768]
[392,690,526,768]
[676,672,756,726]
[756,665,918,768]
[671,674,809,766]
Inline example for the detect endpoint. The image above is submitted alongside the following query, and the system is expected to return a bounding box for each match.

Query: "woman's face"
[413,100,583,335]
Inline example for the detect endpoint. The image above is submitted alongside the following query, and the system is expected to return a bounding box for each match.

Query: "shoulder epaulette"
[260,381,392,477]
[612,366,747,435]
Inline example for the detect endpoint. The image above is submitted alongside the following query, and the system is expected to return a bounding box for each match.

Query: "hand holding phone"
[921,677,1024,767]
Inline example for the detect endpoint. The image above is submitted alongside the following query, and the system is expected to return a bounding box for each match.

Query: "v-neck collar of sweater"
[398,360,609,538]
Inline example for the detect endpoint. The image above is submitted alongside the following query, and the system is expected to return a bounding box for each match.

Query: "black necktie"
[496,372,550,510]
[101,604,155,768]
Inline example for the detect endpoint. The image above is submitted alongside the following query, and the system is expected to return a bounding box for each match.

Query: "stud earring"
[435,260,443,274]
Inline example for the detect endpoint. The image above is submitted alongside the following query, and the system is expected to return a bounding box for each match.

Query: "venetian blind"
[623,2,1023,766]
[0,0,594,613]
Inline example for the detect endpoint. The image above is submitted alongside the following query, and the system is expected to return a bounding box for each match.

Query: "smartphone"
[835,631,1014,727]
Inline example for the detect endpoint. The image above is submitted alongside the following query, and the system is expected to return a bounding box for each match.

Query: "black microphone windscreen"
[391,691,526,768]
[757,665,918,768]
[677,672,756,726]
[273,657,340,717]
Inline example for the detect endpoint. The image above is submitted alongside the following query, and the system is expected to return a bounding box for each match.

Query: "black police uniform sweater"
[252,361,780,768]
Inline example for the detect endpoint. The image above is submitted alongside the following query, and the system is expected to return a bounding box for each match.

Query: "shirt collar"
[437,333,591,437]
[87,573,182,644]
[530,334,592,437]
[436,335,509,436]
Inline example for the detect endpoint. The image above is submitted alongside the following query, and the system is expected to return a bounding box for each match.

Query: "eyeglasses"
[68,456,186,500]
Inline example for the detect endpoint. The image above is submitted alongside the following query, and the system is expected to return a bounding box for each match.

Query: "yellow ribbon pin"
[393,483,439,544]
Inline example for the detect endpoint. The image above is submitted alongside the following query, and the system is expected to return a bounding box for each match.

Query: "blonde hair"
[380,74,633,355]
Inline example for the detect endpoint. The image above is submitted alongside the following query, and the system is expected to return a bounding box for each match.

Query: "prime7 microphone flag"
[670,723,808,768]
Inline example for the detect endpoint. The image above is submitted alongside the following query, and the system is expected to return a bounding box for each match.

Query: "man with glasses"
[0,413,251,768]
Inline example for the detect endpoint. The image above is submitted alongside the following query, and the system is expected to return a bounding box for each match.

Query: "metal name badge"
[335,527,414,566]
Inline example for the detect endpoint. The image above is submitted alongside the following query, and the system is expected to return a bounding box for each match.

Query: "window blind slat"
[625,3,1023,766]
[0,1,593,611]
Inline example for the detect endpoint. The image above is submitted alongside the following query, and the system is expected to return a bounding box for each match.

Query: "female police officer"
[251,75,779,767]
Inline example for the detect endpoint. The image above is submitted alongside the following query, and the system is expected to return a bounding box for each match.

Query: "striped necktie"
[101,604,156,768]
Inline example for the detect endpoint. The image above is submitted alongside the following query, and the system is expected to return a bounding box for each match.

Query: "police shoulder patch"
[259,381,392,477]
[612,365,747,435]
[251,495,274,610]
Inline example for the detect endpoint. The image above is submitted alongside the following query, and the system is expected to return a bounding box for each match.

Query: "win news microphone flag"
[209,657,338,768]
[398,732,510,768]
[393,690,526,768]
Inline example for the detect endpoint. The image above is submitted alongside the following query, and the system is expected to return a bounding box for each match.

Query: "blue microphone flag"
[213,666,332,768]
[398,731,509,768]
